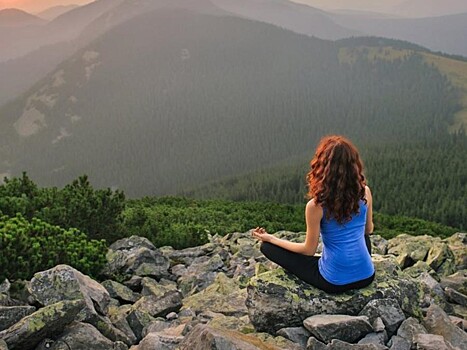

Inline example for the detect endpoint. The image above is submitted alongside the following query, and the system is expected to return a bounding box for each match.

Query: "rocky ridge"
[0,231,466,350]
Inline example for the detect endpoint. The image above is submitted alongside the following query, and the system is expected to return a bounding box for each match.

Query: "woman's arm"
[252,199,322,256]
[365,186,374,235]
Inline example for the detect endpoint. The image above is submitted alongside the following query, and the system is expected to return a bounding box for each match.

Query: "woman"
[252,135,375,293]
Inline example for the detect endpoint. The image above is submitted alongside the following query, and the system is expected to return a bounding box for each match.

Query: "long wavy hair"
[306,135,367,223]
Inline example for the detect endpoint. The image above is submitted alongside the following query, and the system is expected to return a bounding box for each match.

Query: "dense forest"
[0,174,459,281]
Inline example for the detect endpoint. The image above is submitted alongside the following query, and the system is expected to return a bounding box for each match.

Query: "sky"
[0,0,93,13]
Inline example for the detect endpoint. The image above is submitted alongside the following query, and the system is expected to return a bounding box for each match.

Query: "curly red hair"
[306,135,367,223]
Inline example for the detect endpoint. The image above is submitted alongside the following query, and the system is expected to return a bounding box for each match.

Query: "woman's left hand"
[252,227,274,243]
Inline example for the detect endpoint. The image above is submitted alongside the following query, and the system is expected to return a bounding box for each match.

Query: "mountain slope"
[0,11,461,197]
[36,4,80,20]
[0,8,45,27]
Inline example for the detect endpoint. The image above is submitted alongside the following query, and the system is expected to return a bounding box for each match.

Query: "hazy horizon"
[0,0,93,13]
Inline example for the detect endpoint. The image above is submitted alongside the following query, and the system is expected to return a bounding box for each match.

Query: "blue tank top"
[318,201,375,285]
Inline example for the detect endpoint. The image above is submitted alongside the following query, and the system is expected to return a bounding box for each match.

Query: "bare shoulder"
[306,199,323,218]
[365,186,373,199]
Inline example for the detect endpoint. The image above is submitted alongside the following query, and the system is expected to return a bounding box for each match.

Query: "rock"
[0,299,84,350]
[440,271,467,295]
[141,277,176,298]
[28,265,110,317]
[445,233,467,270]
[307,337,327,350]
[373,318,385,333]
[0,305,36,331]
[444,287,467,306]
[108,306,138,345]
[403,262,437,280]
[396,318,427,345]
[451,304,467,319]
[178,324,301,350]
[426,243,455,274]
[206,313,255,334]
[276,326,311,348]
[0,340,7,350]
[422,303,467,350]
[166,312,178,321]
[303,314,372,344]
[130,290,182,319]
[102,280,140,304]
[449,315,467,331]
[0,280,10,294]
[182,272,248,317]
[359,298,405,337]
[126,309,156,342]
[371,235,388,255]
[357,332,388,349]
[246,256,422,333]
[47,322,116,350]
[413,334,456,350]
[87,313,134,346]
[124,276,143,292]
[387,335,410,350]
[141,319,175,338]
[177,254,225,296]
[103,237,170,282]
[129,332,183,350]
[328,339,384,349]
[387,235,438,269]
[168,243,216,266]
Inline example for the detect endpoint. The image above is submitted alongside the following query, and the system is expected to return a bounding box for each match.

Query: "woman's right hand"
[252,227,274,243]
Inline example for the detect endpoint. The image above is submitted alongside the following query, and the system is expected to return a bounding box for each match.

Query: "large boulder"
[303,314,373,344]
[28,265,110,317]
[445,233,467,270]
[103,236,170,281]
[0,299,84,350]
[358,298,405,337]
[178,324,301,350]
[421,303,467,350]
[47,322,118,350]
[246,256,422,333]
[387,235,439,269]
[182,272,248,317]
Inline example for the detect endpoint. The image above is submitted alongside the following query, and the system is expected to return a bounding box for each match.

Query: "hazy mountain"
[210,0,357,40]
[36,4,80,20]
[0,0,91,13]
[393,0,467,18]
[0,0,122,62]
[331,12,467,57]
[0,8,462,196]
[0,8,46,27]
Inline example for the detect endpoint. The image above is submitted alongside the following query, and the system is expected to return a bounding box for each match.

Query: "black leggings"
[260,235,374,294]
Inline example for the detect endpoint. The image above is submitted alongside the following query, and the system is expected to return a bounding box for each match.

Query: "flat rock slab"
[246,256,422,333]
[303,315,372,344]
[0,299,84,350]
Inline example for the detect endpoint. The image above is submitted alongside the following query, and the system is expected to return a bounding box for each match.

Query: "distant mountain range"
[0,8,45,27]
[0,4,464,196]
[36,4,80,20]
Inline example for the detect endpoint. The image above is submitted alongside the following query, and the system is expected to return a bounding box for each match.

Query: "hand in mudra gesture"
[251,227,274,243]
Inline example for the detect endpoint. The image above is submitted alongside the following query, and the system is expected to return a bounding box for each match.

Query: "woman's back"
[319,201,374,285]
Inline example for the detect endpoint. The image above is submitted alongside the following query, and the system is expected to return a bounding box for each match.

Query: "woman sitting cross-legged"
[252,135,375,294]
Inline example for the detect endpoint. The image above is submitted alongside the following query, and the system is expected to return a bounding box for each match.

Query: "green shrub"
[0,214,107,281]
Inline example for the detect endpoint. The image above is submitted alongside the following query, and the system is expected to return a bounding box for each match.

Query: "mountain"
[0,8,463,198]
[0,0,91,13]
[331,12,467,57]
[393,0,467,18]
[209,0,357,40]
[0,8,45,27]
[0,0,122,63]
[36,4,80,20]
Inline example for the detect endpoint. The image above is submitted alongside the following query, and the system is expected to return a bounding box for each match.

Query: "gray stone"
[178,324,301,349]
[357,332,388,349]
[141,319,174,338]
[126,309,156,341]
[28,265,110,318]
[396,318,427,345]
[373,318,385,333]
[168,243,215,266]
[303,314,373,344]
[102,280,140,304]
[359,298,405,337]
[0,305,36,331]
[247,256,422,333]
[328,339,383,350]
[130,332,182,350]
[141,277,175,298]
[422,303,467,350]
[107,308,137,345]
[449,315,467,331]
[0,280,10,294]
[403,262,438,280]
[87,313,134,346]
[387,335,410,350]
[110,236,156,251]
[0,299,84,350]
[166,312,178,320]
[444,287,467,306]
[371,235,388,255]
[426,243,455,273]
[440,271,467,295]
[413,334,456,350]
[130,290,182,319]
[0,340,7,350]
[307,337,327,350]
[277,326,311,348]
[445,233,467,270]
[48,322,115,350]
[387,235,438,269]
